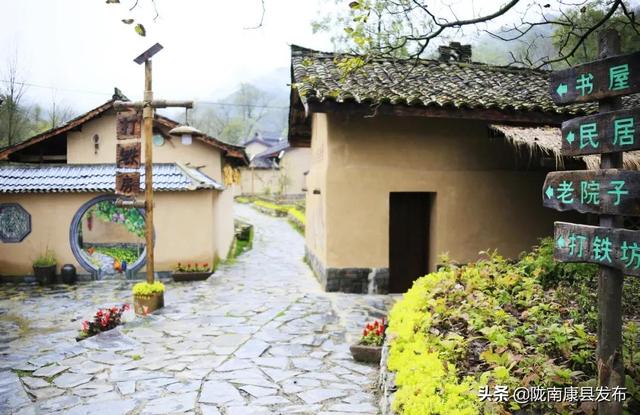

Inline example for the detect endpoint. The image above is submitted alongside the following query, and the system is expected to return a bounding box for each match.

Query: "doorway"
[389,192,433,293]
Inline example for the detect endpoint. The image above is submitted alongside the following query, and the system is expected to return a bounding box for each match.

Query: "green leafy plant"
[33,249,56,267]
[386,246,639,415]
[132,281,165,297]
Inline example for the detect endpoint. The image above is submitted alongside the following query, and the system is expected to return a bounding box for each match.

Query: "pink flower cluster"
[79,304,129,339]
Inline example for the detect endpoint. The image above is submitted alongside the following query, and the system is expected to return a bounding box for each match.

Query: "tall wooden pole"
[597,29,624,415]
[143,59,155,284]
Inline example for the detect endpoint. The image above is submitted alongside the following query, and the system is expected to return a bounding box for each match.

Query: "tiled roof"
[249,156,278,169]
[254,141,291,159]
[0,163,224,193]
[290,45,639,116]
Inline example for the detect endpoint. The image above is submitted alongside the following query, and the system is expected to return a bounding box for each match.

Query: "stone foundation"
[305,246,390,294]
[378,340,397,414]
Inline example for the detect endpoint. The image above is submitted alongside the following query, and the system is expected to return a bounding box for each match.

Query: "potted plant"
[76,304,129,341]
[33,249,57,285]
[172,262,212,282]
[350,319,386,364]
[132,281,165,315]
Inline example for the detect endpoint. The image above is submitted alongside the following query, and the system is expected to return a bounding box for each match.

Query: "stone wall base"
[378,340,397,414]
[304,246,390,294]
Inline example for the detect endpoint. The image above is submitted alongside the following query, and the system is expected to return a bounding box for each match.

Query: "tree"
[189,83,282,145]
[47,93,76,129]
[0,55,30,146]
[324,0,638,68]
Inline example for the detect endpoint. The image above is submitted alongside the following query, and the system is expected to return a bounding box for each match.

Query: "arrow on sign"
[556,235,566,249]
[545,186,554,199]
[566,131,575,144]
[556,83,568,97]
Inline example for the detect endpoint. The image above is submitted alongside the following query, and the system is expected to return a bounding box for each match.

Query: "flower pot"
[33,264,56,285]
[350,344,382,364]
[172,271,211,282]
[133,291,164,315]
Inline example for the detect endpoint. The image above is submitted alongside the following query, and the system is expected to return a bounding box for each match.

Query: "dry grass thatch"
[490,124,640,171]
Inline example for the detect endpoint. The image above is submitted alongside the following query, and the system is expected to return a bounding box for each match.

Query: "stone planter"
[172,271,211,282]
[33,264,56,285]
[133,292,164,315]
[350,344,382,364]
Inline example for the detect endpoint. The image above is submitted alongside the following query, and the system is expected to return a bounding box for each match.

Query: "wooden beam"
[307,100,573,126]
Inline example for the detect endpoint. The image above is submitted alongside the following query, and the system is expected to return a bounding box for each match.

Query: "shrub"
[33,250,56,267]
[78,304,129,340]
[132,281,165,296]
[174,262,211,273]
[289,208,306,225]
[386,250,639,415]
[253,200,295,215]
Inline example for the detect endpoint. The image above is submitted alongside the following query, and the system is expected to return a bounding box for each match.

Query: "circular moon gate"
[69,195,149,277]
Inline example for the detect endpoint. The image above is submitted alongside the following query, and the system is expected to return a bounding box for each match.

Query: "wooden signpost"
[115,112,143,197]
[549,50,640,105]
[113,43,194,289]
[561,108,640,156]
[543,169,640,216]
[545,30,635,415]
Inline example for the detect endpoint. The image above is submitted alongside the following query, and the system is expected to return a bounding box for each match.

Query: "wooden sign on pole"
[549,50,640,105]
[542,169,640,216]
[116,111,142,140]
[560,108,640,156]
[116,142,141,169]
[554,221,640,276]
[544,30,630,415]
[115,172,141,196]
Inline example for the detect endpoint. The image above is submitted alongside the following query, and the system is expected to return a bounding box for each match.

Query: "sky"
[0,0,334,113]
[3,0,632,116]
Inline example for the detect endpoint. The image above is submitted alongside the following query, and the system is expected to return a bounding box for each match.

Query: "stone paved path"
[0,203,395,415]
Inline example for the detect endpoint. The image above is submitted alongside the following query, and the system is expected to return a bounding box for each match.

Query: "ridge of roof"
[0,162,224,193]
[0,95,249,164]
[290,44,550,76]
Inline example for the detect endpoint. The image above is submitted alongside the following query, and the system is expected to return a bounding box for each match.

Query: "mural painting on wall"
[0,203,31,243]
[77,199,145,277]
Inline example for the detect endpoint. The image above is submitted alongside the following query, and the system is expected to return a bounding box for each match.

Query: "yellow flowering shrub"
[386,248,640,414]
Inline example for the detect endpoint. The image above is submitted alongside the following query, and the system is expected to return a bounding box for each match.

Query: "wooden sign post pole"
[597,29,624,415]
[114,43,193,288]
[143,59,155,285]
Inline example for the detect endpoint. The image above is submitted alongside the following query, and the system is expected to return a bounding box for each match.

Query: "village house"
[239,134,311,197]
[288,44,640,294]
[0,89,247,279]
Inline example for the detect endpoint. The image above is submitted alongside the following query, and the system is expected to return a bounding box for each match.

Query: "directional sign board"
[561,108,640,156]
[115,172,141,197]
[116,142,141,169]
[116,111,142,140]
[549,51,640,105]
[543,169,640,216]
[555,221,640,277]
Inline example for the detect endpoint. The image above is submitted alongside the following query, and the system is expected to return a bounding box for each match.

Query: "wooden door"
[389,192,431,293]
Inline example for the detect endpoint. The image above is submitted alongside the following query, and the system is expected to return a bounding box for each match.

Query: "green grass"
[92,246,140,263]
[233,226,254,258]
[253,200,295,215]
[235,196,255,204]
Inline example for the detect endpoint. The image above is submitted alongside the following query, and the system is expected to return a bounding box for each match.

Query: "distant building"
[238,133,310,197]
